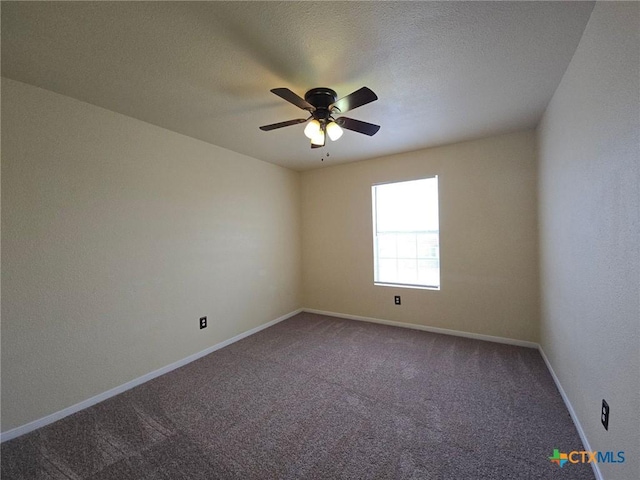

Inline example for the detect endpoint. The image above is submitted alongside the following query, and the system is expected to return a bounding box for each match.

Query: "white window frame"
[372,176,440,290]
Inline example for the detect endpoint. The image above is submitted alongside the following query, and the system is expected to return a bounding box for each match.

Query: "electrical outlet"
[394,295,401,305]
[199,316,207,329]
[601,399,609,430]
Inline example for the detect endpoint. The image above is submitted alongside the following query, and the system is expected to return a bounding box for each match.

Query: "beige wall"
[537,3,639,479]
[301,131,539,342]
[1,79,302,431]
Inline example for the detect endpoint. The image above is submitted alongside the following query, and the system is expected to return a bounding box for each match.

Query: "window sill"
[374,282,440,291]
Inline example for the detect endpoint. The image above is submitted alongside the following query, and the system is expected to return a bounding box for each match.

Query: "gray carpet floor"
[2,312,594,479]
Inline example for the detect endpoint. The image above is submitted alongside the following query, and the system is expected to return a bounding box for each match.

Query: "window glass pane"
[372,177,440,289]
[397,259,418,284]
[378,258,398,283]
[377,233,397,258]
[396,233,417,259]
[417,233,439,259]
[418,259,440,286]
[375,177,439,233]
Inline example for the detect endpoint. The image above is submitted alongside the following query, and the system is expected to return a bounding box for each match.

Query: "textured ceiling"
[2,1,594,171]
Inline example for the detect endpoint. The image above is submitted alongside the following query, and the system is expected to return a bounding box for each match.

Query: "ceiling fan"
[259,87,380,148]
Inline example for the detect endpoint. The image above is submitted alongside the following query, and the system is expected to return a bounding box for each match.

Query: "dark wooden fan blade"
[271,88,315,111]
[259,118,307,131]
[330,87,378,113]
[335,117,380,136]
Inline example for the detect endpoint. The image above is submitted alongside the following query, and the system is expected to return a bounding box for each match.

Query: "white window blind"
[372,177,440,289]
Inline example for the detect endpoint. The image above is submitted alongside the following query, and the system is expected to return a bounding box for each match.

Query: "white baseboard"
[303,308,539,349]
[0,308,302,443]
[538,346,602,480]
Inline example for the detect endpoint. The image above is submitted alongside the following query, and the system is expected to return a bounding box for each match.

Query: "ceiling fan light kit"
[260,86,380,149]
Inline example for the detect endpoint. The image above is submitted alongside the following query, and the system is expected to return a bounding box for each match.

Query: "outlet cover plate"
[601,399,609,430]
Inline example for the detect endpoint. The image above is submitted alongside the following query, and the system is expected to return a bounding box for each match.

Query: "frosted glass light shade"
[326,121,343,141]
[310,130,325,146]
[304,120,321,139]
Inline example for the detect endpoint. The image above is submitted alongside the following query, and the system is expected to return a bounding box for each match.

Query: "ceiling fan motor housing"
[305,88,338,121]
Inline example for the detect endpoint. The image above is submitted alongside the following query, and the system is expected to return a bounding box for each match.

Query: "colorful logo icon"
[549,449,569,467]
[548,448,625,467]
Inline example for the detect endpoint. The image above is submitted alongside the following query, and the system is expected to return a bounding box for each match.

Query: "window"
[372,177,440,289]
